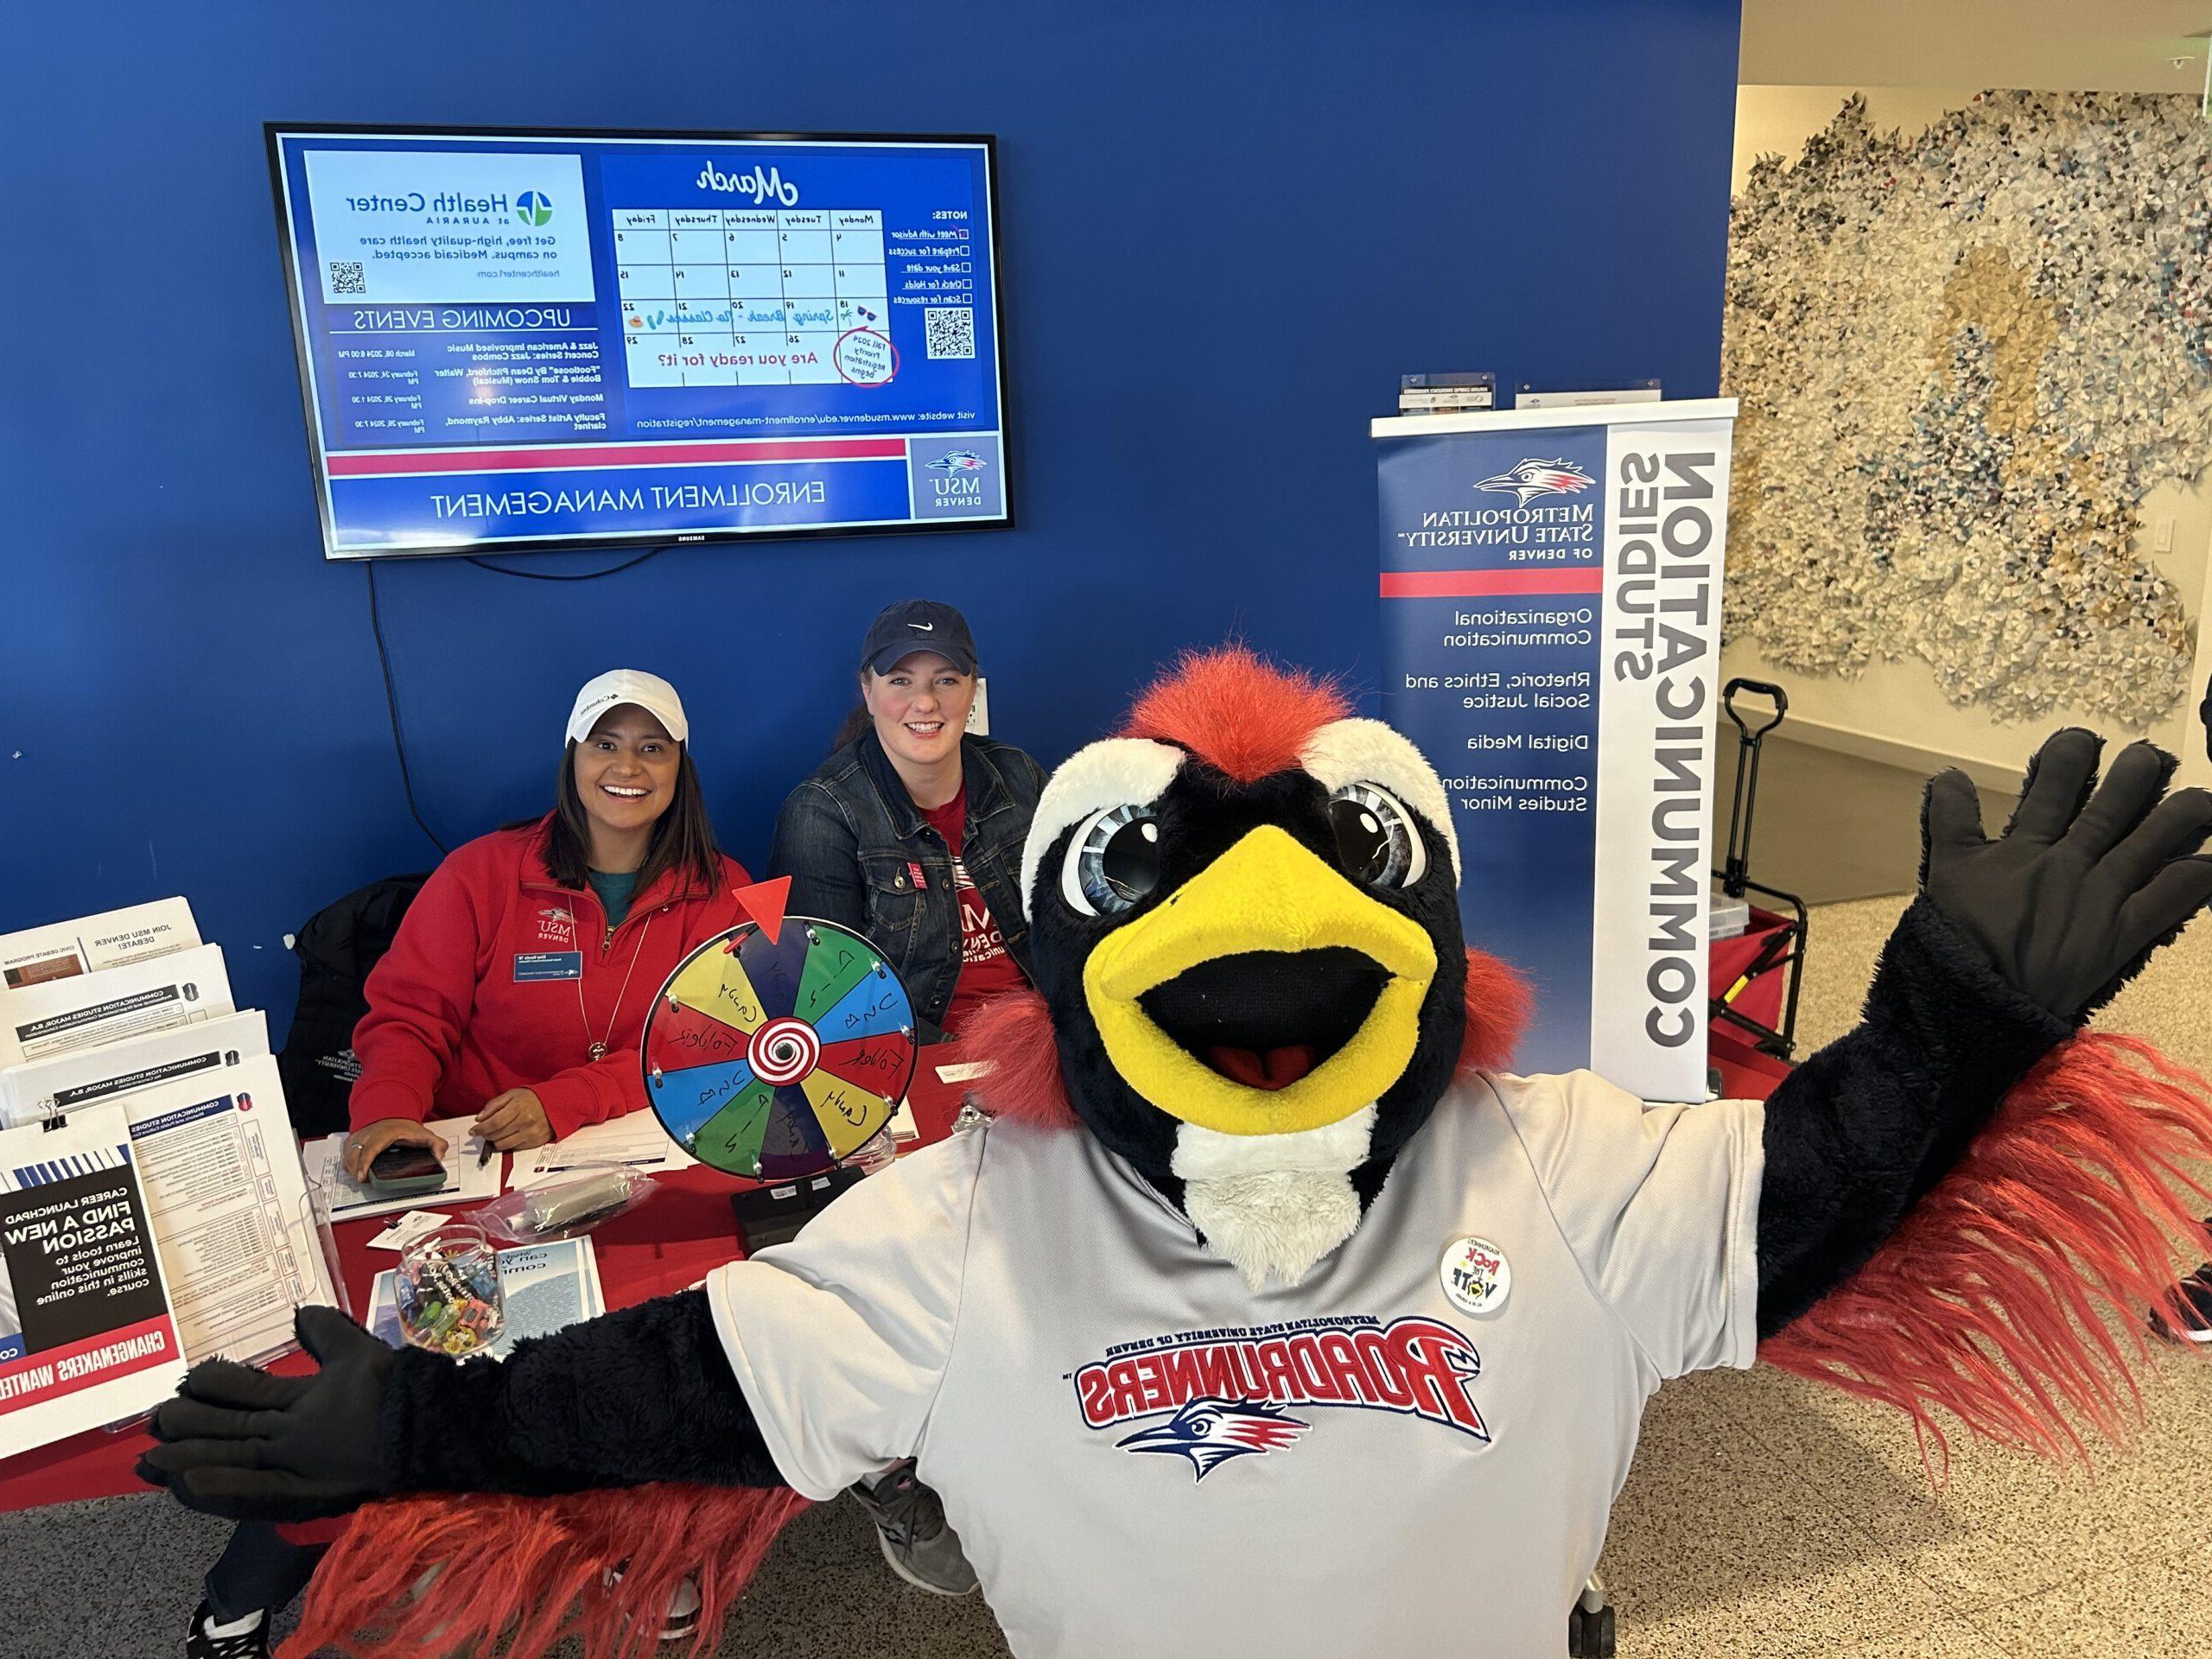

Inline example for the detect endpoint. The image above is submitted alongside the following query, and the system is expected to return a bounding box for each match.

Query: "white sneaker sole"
[2151,1311,2212,1344]
[875,1523,979,1597]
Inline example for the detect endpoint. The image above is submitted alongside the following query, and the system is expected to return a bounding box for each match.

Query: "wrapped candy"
[396,1222,505,1357]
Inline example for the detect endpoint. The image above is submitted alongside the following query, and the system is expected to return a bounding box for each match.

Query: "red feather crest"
[1120,645,1351,784]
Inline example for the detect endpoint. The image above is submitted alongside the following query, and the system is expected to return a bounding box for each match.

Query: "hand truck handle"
[1723,678,1788,743]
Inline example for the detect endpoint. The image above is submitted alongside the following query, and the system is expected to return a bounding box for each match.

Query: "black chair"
[275,873,428,1138]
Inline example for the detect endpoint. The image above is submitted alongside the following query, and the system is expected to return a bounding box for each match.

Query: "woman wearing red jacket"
[340,668,750,1180]
[188,669,746,1659]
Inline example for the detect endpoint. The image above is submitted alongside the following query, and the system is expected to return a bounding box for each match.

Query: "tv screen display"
[266,124,1009,559]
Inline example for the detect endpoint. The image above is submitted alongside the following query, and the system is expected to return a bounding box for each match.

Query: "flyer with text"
[1374,400,1736,1101]
[0,1106,187,1457]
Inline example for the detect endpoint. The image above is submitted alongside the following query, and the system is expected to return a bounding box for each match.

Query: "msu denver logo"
[927,450,988,474]
[1073,1316,1488,1483]
[1475,457,1594,505]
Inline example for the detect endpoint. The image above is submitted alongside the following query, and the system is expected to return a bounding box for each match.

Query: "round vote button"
[1439,1235,1511,1316]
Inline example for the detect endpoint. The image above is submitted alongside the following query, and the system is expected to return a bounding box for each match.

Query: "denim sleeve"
[768,783,866,932]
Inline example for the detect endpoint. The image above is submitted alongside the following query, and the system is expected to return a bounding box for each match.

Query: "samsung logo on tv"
[695,162,800,207]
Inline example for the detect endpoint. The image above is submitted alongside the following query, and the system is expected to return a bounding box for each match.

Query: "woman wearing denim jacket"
[770,599,1046,1045]
[766,598,1042,1598]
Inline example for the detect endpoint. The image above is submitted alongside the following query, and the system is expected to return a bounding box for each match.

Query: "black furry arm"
[143,1292,785,1521]
[1754,733,2212,1340]
[382,1288,785,1494]
[1753,898,2069,1338]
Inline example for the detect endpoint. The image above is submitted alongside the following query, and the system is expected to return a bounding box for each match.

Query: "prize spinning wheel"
[642,917,918,1181]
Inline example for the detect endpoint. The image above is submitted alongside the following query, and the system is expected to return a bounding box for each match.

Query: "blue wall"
[1,0,1741,1028]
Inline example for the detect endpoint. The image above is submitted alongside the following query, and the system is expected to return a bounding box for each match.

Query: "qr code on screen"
[328,260,366,296]
[924,307,975,359]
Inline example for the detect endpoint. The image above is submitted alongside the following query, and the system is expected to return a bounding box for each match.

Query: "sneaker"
[659,1575,702,1643]
[603,1565,704,1642]
[849,1462,980,1596]
[2152,1265,2212,1344]
[186,1601,269,1659]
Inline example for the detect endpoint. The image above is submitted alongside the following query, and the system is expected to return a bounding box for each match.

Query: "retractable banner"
[1374,400,1737,1102]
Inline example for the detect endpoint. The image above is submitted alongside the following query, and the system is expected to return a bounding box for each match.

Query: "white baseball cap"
[566,669,690,746]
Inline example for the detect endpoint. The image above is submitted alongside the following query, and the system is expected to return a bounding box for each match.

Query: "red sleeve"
[347,855,490,1130]
[529,1054,638,1139]
[528,855,748,1139]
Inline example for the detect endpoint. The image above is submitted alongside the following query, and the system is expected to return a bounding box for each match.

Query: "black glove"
[140,1288,785,1515]
[137,1305,397,1522]
[1922,730,2212,1024]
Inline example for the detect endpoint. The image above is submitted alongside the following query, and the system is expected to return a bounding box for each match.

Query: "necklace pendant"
[588,1041,608,1062]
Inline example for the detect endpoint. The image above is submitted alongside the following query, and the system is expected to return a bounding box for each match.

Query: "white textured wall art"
[1724,92,2207,725]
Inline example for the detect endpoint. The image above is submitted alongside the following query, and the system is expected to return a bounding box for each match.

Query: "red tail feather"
[280,1484,805,1659]
[1457,948,1529,1077]
[960,988,1078,1128]
[1760,1033,2212,1472]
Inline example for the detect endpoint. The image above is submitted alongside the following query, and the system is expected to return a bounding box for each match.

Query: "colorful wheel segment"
[642,918,918,1180]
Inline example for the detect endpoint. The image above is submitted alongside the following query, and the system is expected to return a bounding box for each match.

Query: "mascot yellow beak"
[1081,825,1438,1136]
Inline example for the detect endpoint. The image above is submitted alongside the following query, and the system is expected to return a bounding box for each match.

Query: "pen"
[478,1141,493,1169]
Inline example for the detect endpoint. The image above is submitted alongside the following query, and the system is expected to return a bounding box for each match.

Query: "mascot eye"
[1327,782,1427,889]
[1060,804,1164,917]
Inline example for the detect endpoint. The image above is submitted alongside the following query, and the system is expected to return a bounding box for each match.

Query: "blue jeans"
[205,1522,325,1622]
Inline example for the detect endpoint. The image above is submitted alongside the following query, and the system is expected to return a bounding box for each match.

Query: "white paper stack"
[0,897,200,988]
[0,944,234,1068]
[0,899,338,1370]
[0,1008,270,1129]
[505,1109,696,1188]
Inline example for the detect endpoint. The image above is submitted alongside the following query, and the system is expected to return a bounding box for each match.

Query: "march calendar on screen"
[267,126,1009,558]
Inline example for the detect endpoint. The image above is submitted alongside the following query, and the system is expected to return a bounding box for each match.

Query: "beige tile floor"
[1599,893,2212,1657]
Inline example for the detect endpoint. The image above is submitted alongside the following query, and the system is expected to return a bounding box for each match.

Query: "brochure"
[0,898,201,990]
[0,944,234,1068]
[120,1057,338,1364]
[0,1009,270,1129]
[0,1105,188,1457]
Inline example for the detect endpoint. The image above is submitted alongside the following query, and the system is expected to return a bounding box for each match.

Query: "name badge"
[513,951,584,982]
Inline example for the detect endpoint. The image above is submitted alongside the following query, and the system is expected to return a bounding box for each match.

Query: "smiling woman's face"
[571,706,678,844]
[864,651,975,771]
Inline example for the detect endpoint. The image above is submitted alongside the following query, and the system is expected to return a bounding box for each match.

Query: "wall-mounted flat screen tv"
[267,124,1009,559]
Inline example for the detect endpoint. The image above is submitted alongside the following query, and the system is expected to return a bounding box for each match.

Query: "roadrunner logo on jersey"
[1473,457,1594,505]
[1072,1316,1491,1477]
[1116,1398,1310,1481]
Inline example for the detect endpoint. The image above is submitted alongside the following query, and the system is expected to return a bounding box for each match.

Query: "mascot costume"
[142,650,2212,1658]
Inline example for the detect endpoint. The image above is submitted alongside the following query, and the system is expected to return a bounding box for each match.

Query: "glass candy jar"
[396,1222,505,1357]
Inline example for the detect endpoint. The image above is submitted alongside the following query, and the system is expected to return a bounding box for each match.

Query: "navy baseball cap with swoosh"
[861,599,978,676]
